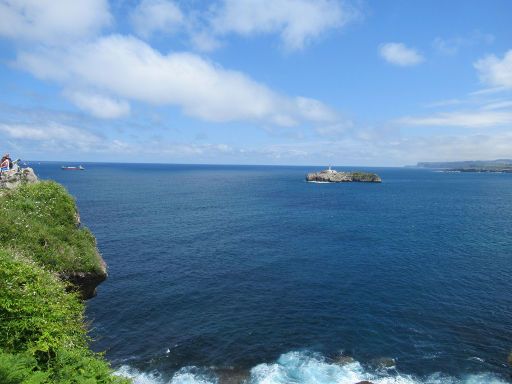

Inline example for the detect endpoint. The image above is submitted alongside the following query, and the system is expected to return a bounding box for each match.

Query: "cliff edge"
[0,172,107,299]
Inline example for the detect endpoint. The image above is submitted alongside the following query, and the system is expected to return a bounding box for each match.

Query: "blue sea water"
[33,163,512,384]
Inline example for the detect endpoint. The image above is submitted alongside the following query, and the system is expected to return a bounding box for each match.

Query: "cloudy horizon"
[1,0,511,166]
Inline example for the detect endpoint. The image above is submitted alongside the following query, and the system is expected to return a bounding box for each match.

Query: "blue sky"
[0,0,511,166]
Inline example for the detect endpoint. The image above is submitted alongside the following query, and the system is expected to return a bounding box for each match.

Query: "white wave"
[114,351,510,384]
[467,357,485,363]
[115,365,217,384]
[116,365,165,384]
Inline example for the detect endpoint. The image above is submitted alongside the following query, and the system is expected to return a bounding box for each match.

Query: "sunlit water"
[34,163,512,383]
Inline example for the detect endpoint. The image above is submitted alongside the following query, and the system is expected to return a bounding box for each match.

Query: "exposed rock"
[215,368,249,384]
[508,351,512,366]
[370,357,396,369]
[74,210,81,228]
[335,355,356,365]
[0,167,38,189]
[59,255,107,300]
[306,168,381,183]
[354,381,374,384]
[62,206,107,299]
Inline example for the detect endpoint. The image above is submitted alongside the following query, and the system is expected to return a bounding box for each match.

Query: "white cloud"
[130,0,184,38]
[0,122,102,150]
[398,110,512,128]
[189,32,222,53]
[210,0,358,51]
[481,100,512,110]
[474,49,512,89]
[249,131,512,165]
[16,35,337,125]
[0,0,110,45]
[315,121,354,137]
[379,42,424,67]
[64,91,131,119]
[432,31,494,55]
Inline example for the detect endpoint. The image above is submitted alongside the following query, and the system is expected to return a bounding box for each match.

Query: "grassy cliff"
[0,181,128,383]
[0,182,104,273]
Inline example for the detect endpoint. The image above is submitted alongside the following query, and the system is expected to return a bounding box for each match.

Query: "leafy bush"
[0,251,129,383]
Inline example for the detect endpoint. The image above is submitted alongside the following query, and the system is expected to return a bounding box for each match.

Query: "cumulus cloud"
[0,0,110,45]
[130,0,184,38]
[16,35,337,125]
[64,91,131,119]
[210,0,359,51]
[474,49,512,89]
[379,42,424,66]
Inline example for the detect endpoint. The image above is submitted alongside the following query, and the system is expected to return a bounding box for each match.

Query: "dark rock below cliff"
[334,355,356,365]
[370,357,396,369]
[60,259,107,300]
[61,212,108,300]
[215,368,250,384]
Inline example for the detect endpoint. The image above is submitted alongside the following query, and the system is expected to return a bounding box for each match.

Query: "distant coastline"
[414,159,512,173]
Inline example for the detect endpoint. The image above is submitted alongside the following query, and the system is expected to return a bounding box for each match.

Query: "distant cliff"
[306,168,382,183]
[416,159,512,172]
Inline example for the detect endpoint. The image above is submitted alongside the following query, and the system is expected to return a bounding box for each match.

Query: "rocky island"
[306,167,382,183]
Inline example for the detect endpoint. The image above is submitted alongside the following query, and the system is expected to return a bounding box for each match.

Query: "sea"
[33,163,512,384]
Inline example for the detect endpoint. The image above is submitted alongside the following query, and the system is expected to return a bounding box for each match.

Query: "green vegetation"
[350,172,382,182]
[0,182,129,383]
[0,182,103,273]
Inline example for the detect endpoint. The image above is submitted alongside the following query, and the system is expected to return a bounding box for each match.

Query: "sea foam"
[115,351,510,384]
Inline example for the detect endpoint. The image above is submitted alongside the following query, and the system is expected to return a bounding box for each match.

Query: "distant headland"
[415,159,512,173]
[306,166,382,183]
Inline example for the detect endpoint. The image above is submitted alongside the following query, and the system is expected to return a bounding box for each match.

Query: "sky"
[0,0,511,166]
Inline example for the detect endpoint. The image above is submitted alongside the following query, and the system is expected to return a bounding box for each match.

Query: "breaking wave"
[115,351,510,384]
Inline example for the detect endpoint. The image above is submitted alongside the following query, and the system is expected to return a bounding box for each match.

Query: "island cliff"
[306,168,382,183]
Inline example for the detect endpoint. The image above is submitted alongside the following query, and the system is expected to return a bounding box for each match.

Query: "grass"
[0,181,129,383]
[0,181,103,273]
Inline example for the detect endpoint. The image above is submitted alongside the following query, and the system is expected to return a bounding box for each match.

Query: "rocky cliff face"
[59,260,107,300]
[61,206,108,300]
[306,169,382,183]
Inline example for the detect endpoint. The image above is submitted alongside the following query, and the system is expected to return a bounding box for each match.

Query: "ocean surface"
[33,163,512,384]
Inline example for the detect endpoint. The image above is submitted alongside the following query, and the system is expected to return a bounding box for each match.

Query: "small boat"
[61,165,85,171]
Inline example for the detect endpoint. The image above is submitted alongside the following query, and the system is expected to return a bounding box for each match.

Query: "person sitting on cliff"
[0,153,13,176]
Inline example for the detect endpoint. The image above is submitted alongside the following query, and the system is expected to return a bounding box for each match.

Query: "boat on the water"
[61,165,85,171]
